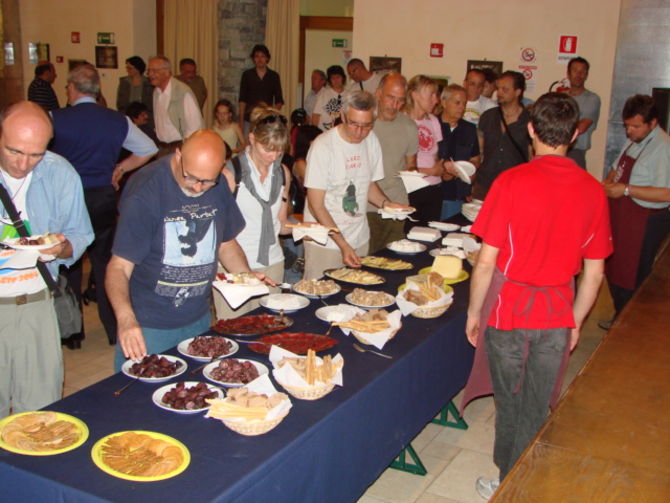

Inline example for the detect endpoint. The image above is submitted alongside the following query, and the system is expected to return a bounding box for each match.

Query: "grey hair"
[340,90,377,119]
[312,69,326,81]
[441,83,466,101]
[68,63,100,96]
[149,55,172,72]
[378,71,407,90]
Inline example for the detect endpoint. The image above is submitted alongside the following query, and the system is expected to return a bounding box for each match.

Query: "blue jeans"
[440,200,463,220]
[485,326,569,480]
[114,312,211,371]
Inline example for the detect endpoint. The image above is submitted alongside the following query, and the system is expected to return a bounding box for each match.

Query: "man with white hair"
[303,90,410,279]
[147,56,204,156]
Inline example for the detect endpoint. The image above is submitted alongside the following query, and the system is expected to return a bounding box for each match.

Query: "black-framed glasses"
[180,158,219,189]
[343,115,374,130]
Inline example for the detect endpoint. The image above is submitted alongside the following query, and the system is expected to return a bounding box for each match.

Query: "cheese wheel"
[432,255,462,279]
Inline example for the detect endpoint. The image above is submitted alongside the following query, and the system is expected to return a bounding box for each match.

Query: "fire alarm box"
[430,43,443,58]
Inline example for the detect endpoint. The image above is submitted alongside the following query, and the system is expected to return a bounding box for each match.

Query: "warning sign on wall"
[557,35,578,63]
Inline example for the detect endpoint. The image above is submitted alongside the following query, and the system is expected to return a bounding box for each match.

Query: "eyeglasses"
[180,159,219,189]
[259,114,288,126]
[343,115,374,130]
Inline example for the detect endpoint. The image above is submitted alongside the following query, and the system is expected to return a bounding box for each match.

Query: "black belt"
[0,289,51,306]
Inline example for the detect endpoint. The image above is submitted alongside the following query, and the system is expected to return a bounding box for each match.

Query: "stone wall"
[217,0,267,111]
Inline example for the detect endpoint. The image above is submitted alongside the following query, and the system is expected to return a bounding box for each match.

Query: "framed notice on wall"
[467,59,503,76]
[369,56,402,74]
[95,46,118,69]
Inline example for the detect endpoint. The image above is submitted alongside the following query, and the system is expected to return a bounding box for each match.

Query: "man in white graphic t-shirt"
[302,90,410,279]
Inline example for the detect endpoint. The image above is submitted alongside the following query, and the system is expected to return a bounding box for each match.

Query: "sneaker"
[476,477,500,500]
[597,318,613,331]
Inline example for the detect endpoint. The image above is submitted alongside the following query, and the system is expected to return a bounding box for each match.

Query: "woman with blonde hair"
[213,107,292,319]
[403,75,444,225]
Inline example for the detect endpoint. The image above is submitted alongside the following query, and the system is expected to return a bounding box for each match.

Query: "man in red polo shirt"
[462,92,612,500]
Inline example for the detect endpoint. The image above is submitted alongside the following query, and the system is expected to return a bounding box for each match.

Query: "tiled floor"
[63,279,613,503]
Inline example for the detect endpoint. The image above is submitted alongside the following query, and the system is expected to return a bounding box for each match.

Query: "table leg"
[389,443,427,476]
[431,400,468,430]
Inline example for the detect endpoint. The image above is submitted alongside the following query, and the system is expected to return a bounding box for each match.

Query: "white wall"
[20,0,156,109]
[352,0,622,178]
[303,29,352,90]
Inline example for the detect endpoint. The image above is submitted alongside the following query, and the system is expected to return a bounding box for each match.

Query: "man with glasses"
[303,90,410,279]
[106,130,265,371]
[0,101,93,417]
[147,56,204,157]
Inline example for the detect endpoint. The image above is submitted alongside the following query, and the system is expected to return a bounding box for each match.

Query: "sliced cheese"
[432,255,463,279]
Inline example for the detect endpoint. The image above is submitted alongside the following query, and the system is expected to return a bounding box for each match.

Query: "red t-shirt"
[472,155,613,329]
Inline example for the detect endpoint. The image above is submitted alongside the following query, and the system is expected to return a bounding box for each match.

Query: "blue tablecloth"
[0,236,475,502]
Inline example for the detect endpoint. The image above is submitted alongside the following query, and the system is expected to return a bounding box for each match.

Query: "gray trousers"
[0,294,63,418]
[485,326,569,480]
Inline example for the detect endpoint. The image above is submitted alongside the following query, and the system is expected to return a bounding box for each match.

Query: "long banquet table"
[0,237,475,502]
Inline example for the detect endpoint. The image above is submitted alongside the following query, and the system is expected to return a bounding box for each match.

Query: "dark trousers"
[485,326,569,480]
[64,186,118,343]
[610,210,670,316]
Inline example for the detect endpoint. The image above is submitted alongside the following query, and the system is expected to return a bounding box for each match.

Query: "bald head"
[376,72,407,121]
[0,101,53,178]
[172,130,225,196]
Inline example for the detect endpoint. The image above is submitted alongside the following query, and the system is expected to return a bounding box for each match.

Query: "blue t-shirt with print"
[113,156,245,329]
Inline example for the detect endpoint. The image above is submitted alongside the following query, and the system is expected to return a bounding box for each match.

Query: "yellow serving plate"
[419,266,469,285]
[0,411,89,456]
[91,430,190,482]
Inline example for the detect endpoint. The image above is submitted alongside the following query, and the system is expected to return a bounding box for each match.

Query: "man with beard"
[366,72,418,252]
[106,130,269,370]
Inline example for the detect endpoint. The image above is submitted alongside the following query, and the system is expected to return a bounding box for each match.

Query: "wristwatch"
[623,185,631,197]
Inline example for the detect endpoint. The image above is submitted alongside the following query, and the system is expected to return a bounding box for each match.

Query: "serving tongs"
[114,376,140,395]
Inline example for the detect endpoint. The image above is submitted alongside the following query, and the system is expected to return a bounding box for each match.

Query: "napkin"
[212,373,293,422]
[396,282,454,316]
[341,310,402,350]
[462,237,481,254]
[378,208,418,221]
[212,279,269,310]
[319,304,364,322]
[428,221,461,232]
[399,172,430,193]
[269,346,344,387]
[0,248,40,270]
[292,224,331,245]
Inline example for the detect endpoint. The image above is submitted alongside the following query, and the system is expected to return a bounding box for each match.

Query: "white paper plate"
[428,222,461,232]
[454,161,476,183]
[177,336,239,363]
[461,225,473,233]
[386,240,427,255]
[1,234,58,251]
[203,359,269,387]
[398,170,426,177]
[315,304,364,322]
[292,283,341,299]
[259,293,310,313]
[151,381,224,414]
[345,291,395,309]
[121,355,187,383]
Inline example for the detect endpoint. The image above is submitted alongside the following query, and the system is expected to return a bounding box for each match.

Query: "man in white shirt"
[147,56,204,157]
[347,59,385,93]
[463,68,497,126]
[303,90,410,279]
[304,69,326,116]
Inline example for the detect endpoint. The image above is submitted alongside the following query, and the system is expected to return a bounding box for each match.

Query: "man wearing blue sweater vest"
[51,63,157,347]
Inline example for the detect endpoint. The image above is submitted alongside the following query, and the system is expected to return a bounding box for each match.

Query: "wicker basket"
[220,410,289,436]
[281,382,335,401]
[352,327,399,346]
[411,301,452,319]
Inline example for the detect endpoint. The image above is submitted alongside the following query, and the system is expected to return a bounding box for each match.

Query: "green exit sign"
[332,39,347,48]
[97,32,115,44]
